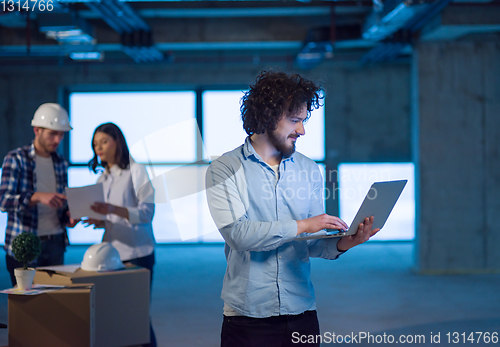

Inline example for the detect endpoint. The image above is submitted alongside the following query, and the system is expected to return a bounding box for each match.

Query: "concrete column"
[413,41,500,273]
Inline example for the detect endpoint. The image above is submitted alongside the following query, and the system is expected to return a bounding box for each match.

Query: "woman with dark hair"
[84,122,157,347]
[88,122,131,174]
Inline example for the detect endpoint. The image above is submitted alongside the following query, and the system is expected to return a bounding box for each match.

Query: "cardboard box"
[34,265,150,347]
[9,284,95,347]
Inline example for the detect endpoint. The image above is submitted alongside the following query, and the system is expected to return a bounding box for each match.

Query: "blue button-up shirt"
[206,137,344,318]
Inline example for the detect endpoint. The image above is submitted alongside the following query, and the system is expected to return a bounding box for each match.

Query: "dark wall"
[0,61,411,219]
[0,60,411,178]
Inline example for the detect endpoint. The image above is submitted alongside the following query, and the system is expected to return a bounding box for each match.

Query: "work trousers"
[221,310,320,347]
[124,252,157,347]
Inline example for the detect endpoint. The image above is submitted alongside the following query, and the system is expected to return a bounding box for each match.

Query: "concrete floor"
[0,242,499,346]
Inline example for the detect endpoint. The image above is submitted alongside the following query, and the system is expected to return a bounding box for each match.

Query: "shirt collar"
[104,164,123,177]
[242,136,258,160]
[29,141,63,163]
[242,136,295,164]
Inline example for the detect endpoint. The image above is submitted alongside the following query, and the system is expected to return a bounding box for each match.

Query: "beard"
[38,134,57,153]
[268,129,297,158]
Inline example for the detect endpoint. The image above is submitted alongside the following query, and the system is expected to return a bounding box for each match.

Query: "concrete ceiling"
[0,0,499,66]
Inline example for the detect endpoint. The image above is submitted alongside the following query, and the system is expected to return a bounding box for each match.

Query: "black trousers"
[124,252,157,347]
[124,252,155,288]
[221,310,320,347]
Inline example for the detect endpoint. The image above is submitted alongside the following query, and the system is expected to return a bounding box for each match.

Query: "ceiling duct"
[85,0,162,63]
[361,0,452,63]
[295,27,334,70]
[121,30,163,63]
[38,13,94,44]
[295,24,362,69]
[363,0,433,41]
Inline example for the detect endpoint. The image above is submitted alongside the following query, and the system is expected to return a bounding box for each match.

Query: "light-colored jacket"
[98,160,155,261]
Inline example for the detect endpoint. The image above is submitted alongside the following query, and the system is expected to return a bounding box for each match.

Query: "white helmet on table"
[31,103,73,131]
[81,242,125,272]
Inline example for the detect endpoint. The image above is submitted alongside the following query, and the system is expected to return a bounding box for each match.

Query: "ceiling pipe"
[100,0,143,31]
[85,0,163,63]
[26,11,31,55]
[86,2,130,33]
[406,0,453,33]
[330,3,336,47]
[361,0,452,63]
[114,0,150,31]
[295,4,337,69]
[99,1,133,30]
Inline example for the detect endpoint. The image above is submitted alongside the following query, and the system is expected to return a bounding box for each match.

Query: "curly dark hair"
[241,70,323,135]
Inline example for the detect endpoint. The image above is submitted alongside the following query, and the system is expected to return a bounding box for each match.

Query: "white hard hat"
[81,242,125,272]
[31,103,73,131]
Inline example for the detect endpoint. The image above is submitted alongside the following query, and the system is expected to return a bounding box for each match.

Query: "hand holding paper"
[66,210,80,228]
[90,202,116,215]
[91,201,130,220]
[82,218,105,229]
[65,183,105,220]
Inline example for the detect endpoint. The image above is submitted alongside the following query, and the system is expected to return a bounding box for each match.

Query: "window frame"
[62,85,327,243]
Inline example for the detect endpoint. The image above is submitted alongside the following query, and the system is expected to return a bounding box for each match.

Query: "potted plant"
[12,232,41,290]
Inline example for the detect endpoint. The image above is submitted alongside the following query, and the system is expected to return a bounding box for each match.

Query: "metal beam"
[0,39,376,57]
[361,0,452,63]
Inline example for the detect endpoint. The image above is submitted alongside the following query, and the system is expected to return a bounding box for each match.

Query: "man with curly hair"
[206,70,379,347]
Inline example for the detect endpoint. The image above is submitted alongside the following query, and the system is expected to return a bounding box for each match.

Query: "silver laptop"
[296,180,407,241]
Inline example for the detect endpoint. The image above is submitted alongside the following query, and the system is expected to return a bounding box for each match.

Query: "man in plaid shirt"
[0,103,79,286]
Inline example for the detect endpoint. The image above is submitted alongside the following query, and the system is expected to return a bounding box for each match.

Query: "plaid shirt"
[0,142,69,257]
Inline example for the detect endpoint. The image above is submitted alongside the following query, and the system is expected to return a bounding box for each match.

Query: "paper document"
[36,264,81,273]
[1,284,66,295]
[66,183,105,220]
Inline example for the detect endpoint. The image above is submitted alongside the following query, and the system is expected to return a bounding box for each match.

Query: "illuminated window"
[202,90,325,161]
[66,89,326,245]
[68,91,198,244]
[70,92,197,164]
[338,163,415,241]
[295,106,325,161]
[144,165,219,243]
[202,91,247,159]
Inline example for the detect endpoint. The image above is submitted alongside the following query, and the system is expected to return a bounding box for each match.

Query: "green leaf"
[12,233,42,268]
